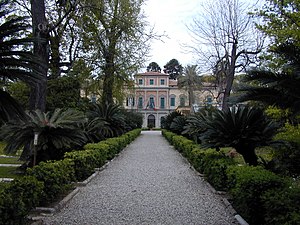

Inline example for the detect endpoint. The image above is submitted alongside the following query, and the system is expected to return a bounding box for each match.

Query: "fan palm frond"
[199,105,278,165]
[0,108,87,163]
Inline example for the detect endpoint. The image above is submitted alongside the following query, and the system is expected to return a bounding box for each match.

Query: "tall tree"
[80,0,153,105]
[30,0,49,111]
[163,58,183,80]
[15,0,81,79]
[147,62,161,72]
[255,0,300,68]
[0,0,43,121]
[178,65,202,106]
[187,0,263,111]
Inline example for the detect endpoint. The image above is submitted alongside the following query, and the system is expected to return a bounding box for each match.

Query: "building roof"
[135,71,169,77]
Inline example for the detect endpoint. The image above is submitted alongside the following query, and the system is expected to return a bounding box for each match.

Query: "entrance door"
[147,114,155,128]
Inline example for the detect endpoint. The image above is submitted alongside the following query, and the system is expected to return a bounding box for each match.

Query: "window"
[170,97,175,107]
[138,79,143,85]
[149,97,155,109]
[150,79,154,85]
[160,79,165,85]
[160,97,165,109]
[91,95,96,103]
[138,96,143,108]
[206,96,213,105]
[126,97,135,106]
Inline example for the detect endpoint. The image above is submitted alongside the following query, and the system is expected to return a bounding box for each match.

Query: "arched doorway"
[147,114,155,128]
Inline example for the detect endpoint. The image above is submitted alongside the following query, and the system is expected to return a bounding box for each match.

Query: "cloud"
[143,0,200,69]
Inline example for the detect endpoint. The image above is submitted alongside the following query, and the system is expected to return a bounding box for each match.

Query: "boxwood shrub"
[227,166,287,225]
[0,129,142,225]
[27,159,75,204]
[162,130,300,225]
[262,185,300,225]
[0,176,43,225]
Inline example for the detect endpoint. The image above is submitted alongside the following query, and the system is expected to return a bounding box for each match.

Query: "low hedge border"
[0,129,141,225]
[162,129,300,225]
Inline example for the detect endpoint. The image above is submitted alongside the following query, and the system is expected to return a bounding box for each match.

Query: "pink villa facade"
[124,71,220,128]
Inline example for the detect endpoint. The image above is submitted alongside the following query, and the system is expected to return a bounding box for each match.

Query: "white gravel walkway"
[42,131,237,225]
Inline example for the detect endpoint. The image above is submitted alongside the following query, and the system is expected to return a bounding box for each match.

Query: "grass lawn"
[220,146,274,165]
[0,167,23,179]
[0,157,22,164]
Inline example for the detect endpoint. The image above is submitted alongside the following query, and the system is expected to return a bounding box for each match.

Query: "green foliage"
[262,185,300,225]
[64,149,107,181]
[146,62,161,72]
[86,103,127,141]
[178,65,202,105]
[0,129,141,224]
[265,105,291,123]
[163,130,299,225]
[199,105,278,165]
[0,176,44,225]
[163,130,235,191]
[0,108,87,163]
[255,0,300,67]
[6,81,30,110]
[163,59,183,80]
[27,159,75,203]
[234,66,300,119]
[270,122,300,176]
[161,111,183,130]
[275,122,300,145]
[227,166,287,225]
[0,167,22,179]
[170,116,187,135]
[46,76,82,111]
[122,110,143,131]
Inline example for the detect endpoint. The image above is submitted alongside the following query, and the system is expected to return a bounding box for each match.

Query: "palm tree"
[86,103,126,141]
[0,108,87,165]
[178,65,202,106]
[161,111,183,130]
[232,42,300,120]
[170,116,187,135]
[0,0,45,122]
[199,105,277,166]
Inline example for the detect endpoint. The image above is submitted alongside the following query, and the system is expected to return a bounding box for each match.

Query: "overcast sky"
[142,0,200,70]
[142,0,264,72]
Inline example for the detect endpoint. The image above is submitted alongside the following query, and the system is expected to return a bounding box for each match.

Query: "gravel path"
[42,131,237,225]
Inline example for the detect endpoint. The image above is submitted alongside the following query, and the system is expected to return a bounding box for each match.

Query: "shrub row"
[0,129,141,225]
[162,129,300,225]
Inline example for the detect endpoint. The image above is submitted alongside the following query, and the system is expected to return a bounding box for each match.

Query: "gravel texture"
[42,131,237,225]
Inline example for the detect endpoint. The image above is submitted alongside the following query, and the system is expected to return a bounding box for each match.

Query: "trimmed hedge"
[27,159,75,204]
[0,129,141,225]
[65,149,107,181]
[0,176,44,225]
[227,166,287,225]
[162,129,300,225]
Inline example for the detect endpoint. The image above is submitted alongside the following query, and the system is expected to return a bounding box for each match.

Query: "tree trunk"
[221,69,235,111]
[236,146,258,166]
[221,41,238,112]
[30,0,49,112]
[101,50,115,105]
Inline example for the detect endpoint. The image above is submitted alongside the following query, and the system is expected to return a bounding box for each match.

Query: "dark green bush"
[227,166,287,225]
[262,185,300,225]
[27,159,75,204]
[162,129,176,143]
[65,149,106,181]
[202,154,235,191]
[0,176,43,225]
